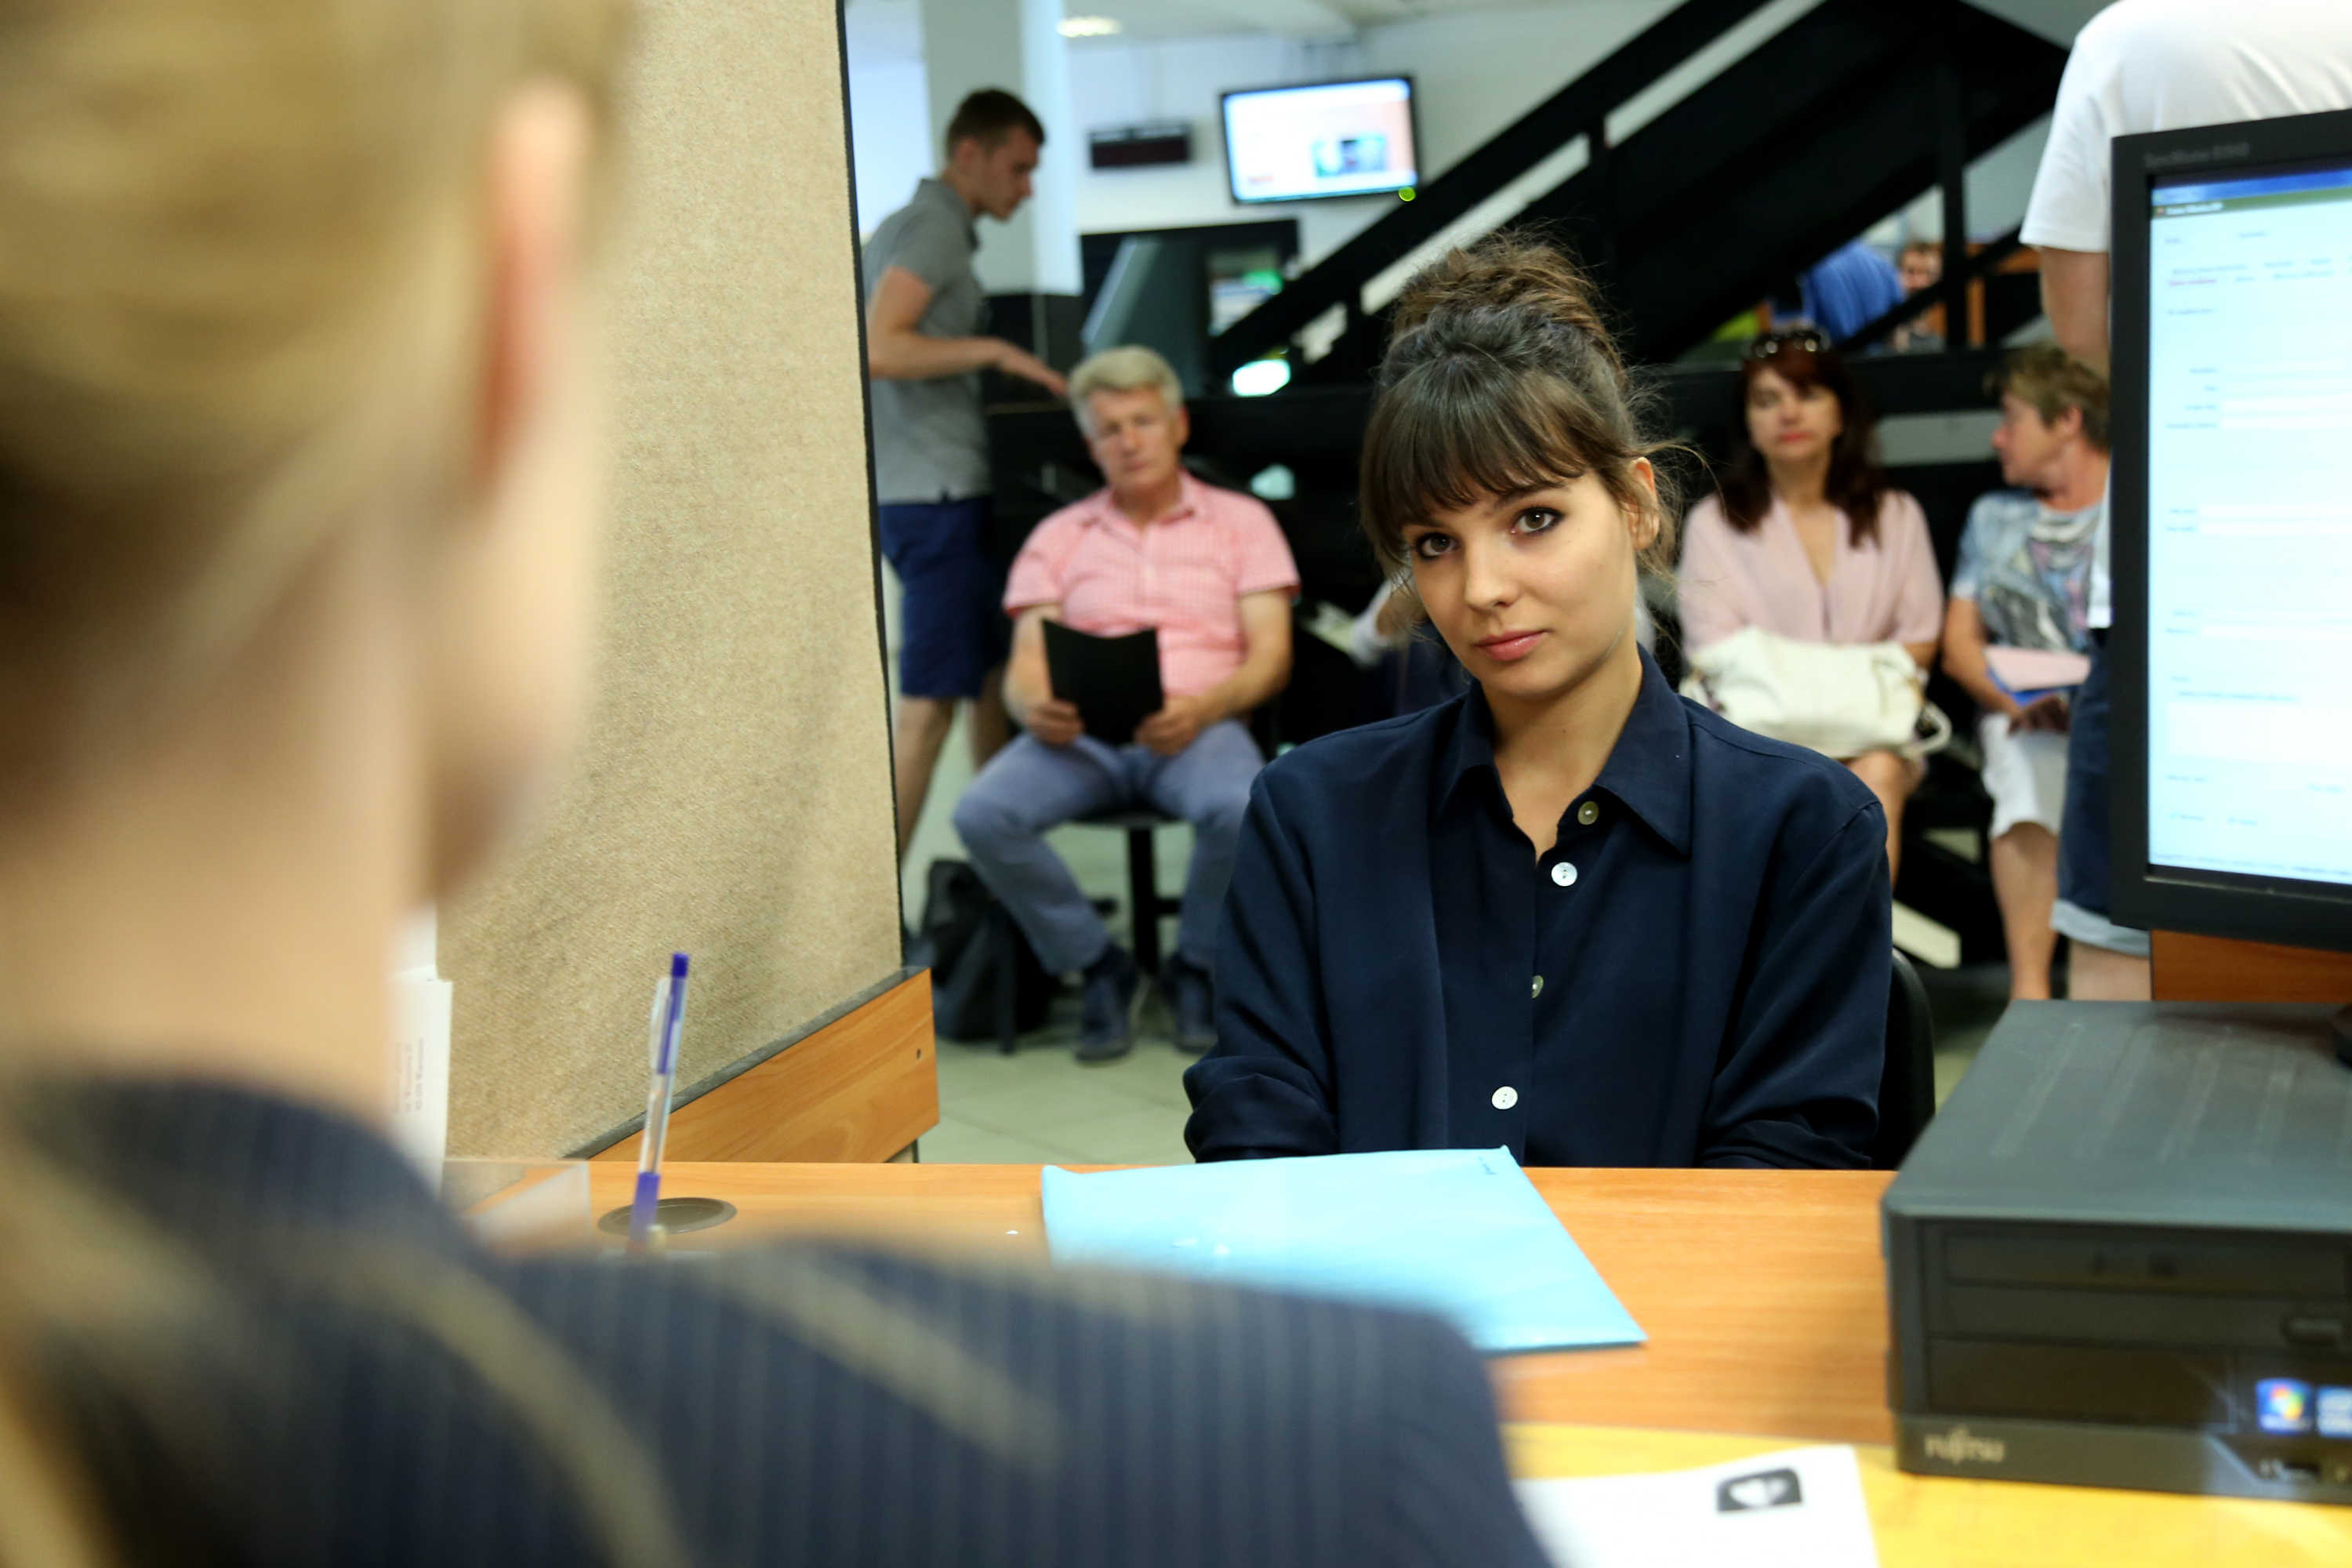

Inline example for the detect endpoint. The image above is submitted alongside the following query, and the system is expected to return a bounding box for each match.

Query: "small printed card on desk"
[1513,1444,1878,1568]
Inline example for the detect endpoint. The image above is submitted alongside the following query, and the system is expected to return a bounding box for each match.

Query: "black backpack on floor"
[918,858,1058,1042]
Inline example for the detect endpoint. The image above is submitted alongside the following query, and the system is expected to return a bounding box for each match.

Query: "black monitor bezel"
[1218,75,1421,207]
[2109,106,2352,953]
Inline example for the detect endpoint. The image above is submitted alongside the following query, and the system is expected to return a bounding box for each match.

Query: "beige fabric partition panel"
[441,0,901,1157]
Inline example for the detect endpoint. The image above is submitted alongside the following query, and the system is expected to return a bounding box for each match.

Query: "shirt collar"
[914,176,978,245]
[1081,471,1203,529]
[1436,646,1694,855]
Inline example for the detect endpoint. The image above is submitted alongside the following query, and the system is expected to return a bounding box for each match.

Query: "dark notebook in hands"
[1043,621,1163,745]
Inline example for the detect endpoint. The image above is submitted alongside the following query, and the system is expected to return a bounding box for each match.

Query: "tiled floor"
[884,564,2017,1167]
[924,996,1199,1164]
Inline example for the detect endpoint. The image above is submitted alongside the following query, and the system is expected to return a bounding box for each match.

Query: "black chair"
[970,808,1183,1054]
[1874,949,1937,1170]
[1075,807,1180,975]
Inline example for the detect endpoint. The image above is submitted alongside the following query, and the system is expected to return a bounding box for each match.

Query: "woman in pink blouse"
[1678,332,1944,875]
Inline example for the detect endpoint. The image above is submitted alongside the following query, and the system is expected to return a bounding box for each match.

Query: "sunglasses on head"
[1744,328,1829,361]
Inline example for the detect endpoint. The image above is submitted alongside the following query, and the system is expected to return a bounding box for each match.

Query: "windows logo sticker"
[1715,1468,1803,1512]
[2256,1378,2314,1434]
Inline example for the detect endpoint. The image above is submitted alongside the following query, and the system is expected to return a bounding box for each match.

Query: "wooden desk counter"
[587,1162,2352,1566]
[592,1161,1895,1443]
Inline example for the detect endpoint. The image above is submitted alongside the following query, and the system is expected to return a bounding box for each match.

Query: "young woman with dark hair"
[1182,237,1889,1171]
[1677,333,1944,874]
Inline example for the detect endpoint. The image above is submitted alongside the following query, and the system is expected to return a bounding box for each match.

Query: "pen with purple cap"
[627,951,690,1252]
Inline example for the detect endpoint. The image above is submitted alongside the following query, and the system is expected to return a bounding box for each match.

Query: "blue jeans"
[953,720,1262,975]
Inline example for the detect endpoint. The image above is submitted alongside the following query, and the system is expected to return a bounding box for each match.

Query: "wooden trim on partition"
[2150,930,2352,1004]
[587,969,938,1163]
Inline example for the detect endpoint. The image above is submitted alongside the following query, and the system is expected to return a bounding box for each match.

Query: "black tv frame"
[2109,106,2352,953]
[1218,75,1421,207]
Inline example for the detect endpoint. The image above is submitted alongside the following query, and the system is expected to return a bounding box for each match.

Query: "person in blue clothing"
[1183,234,1891,1169]
[1798,239,1907,345]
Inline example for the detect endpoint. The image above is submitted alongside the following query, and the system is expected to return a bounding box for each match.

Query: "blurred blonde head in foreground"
[0,1,629,1562]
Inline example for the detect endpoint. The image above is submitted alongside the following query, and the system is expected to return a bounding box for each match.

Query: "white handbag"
[1681,626,1951,760]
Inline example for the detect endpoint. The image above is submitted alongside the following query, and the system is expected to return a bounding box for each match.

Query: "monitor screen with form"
[2143,155,2352,891]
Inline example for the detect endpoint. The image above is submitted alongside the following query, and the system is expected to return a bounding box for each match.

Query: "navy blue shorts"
[2058,635,2114,916]
[877,498,1009,700]
[2053,634,2151,956]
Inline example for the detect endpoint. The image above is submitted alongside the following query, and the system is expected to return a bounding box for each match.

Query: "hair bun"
[1385,232,1624,387]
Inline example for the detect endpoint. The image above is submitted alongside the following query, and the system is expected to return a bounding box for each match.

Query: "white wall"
[1062,33,1381,267]
[1063,2,1679,267]
[846,1,929,235]
[849,56,932,236]
[845,0,2089,268]
[920,0,1083,292]
[848,0,1682,263]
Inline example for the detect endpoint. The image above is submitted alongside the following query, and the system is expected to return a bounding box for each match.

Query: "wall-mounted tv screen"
[1221,77,1418,205]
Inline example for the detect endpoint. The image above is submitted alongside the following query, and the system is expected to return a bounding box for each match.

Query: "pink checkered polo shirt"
[1004,474,1299,699]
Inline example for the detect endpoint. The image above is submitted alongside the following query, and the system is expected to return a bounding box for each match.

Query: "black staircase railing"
[1210,0,2065,382]
[1207,0,1780,380]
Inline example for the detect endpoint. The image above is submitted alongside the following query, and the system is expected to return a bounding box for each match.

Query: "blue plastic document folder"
[1040,1147,1645,1355]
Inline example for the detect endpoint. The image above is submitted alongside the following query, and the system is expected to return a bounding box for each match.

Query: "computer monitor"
[1219,77,1419,205]
[2111,107,2352,953]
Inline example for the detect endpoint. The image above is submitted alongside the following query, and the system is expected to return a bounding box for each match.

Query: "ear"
[477,82,594,498]
[423,83,597,898]
[1170,401,1192,448]
[2053,405,2085,443]
[1627,457,1661,550]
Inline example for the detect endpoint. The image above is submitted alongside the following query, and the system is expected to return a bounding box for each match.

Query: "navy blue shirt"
[1184,649,1889,1168]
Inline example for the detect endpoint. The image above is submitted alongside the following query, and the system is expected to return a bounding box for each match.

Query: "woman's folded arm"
[1185,779,1342,1161]
[1699,798,1891,1169]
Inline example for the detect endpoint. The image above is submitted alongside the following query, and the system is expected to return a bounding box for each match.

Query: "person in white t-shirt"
[2020,0,2352,1000]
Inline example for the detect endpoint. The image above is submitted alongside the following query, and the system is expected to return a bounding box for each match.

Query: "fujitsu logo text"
[1924,1426,2007,1464]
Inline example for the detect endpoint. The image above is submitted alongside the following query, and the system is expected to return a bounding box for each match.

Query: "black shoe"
[1164,955,1217,1054]
[1076,945,1140,1062]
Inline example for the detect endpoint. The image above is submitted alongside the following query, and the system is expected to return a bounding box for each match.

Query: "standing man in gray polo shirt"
[866,88,1067,859]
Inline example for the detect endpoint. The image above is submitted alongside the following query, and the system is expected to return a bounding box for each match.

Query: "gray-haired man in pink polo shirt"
[953,346,1298,1062]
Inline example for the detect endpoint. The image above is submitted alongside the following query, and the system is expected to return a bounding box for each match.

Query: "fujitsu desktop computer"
[1886,106,2352,1502]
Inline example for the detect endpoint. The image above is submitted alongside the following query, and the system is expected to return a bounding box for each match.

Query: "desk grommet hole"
[597,1196,738,1237]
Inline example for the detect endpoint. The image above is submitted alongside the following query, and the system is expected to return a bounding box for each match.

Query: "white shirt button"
[1531,975,1544,999]
[1577,800,1600,826]
[1551,861,1578,887]
[1492,1086,1519,1110]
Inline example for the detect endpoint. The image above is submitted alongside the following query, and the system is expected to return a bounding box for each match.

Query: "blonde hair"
[1069,345,1183,435]
[0,2,633,1561]
[0,0,625,808]
[1995,343,2110,452]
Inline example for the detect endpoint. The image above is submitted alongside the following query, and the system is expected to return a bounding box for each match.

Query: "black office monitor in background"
[2109,107,2352,956]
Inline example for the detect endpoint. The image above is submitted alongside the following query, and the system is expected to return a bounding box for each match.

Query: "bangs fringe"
[1363,360,1610,557]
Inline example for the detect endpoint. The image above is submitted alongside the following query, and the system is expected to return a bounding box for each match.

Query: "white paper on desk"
[1514,1444,1878,1568]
